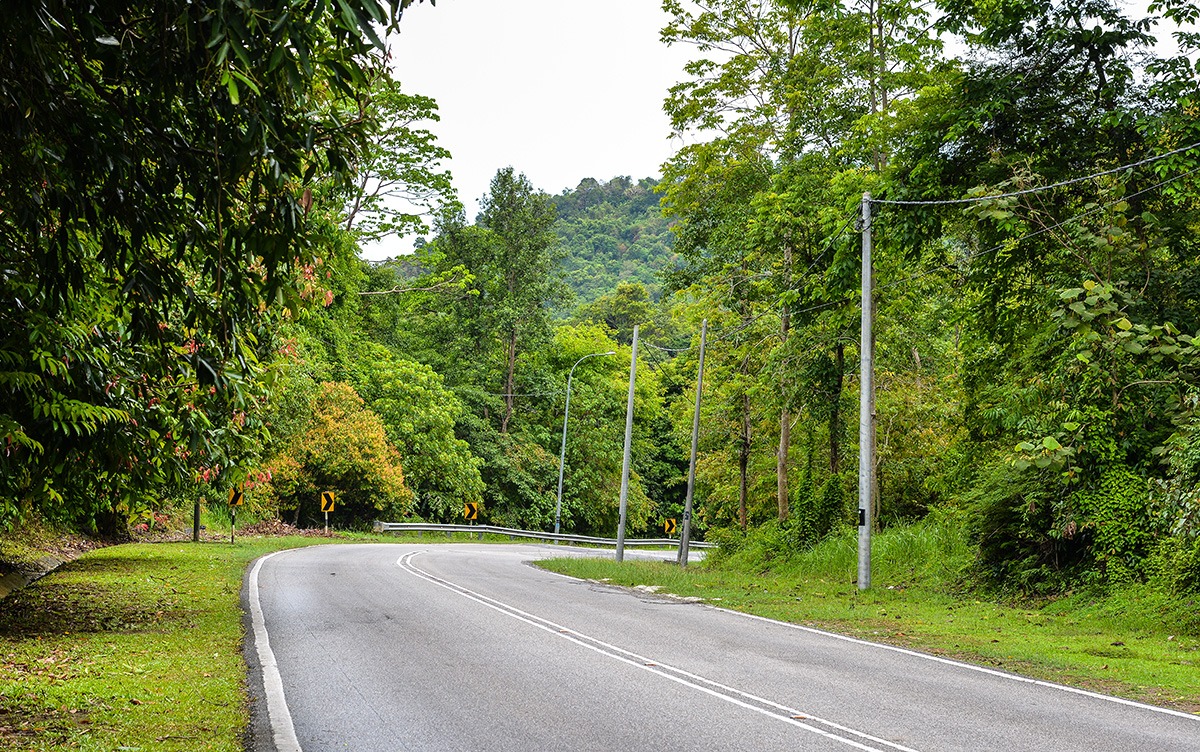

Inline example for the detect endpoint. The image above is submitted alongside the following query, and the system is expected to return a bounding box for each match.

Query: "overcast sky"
[360,1,1189,260]
[361,0,693,260]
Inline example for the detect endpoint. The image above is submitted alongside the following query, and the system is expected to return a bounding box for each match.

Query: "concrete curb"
[0,555,68,600]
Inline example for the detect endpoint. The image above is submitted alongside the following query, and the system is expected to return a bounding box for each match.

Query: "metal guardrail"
[372,522,716,550]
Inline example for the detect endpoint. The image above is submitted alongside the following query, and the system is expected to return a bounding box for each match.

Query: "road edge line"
[705,603,1200,722]
[249,550,303,752]
[523,554,1200,722]
[398,551,911,752]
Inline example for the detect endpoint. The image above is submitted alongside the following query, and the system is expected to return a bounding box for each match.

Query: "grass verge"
[538,519,1200,715]
[0,536,328,751]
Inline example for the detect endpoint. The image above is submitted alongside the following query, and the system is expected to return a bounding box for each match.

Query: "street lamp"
[554,350,617,536]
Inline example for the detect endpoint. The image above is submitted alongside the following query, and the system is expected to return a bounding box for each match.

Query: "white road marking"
[504,544,1200,722]
[397,551,921,752]
[712,605,1200,722]
[249,550,303,752]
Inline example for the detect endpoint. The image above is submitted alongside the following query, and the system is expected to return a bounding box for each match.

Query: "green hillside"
[550,176,678,304]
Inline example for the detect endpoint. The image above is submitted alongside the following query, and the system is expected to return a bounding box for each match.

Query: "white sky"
[360,0,1190,261]
[362,0,693,260]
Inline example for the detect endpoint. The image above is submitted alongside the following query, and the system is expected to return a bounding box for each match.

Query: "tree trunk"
[778,409,790,521]
[870,285,879,529]
[501,328,517,434]
[830,342,845,475]
[740,391,751,531]
[738,257,752,531]
[777,244,793,521]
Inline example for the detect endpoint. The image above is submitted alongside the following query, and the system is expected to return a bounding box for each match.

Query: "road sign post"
[464,503,480,539]
[321,491,335,534]
[228,486,244,543]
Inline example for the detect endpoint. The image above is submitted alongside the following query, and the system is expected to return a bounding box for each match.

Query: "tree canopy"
[5,0,1200,600]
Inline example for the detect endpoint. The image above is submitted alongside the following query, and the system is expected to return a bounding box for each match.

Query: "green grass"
[0,525,535,750]
[4,519,1195,751]
[0,537,328,751]
[539,518,1200,714]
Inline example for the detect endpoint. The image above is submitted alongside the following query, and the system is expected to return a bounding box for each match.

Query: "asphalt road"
[243,543,1200,752]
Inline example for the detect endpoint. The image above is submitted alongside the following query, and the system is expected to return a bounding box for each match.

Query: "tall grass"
[709,508,973,589]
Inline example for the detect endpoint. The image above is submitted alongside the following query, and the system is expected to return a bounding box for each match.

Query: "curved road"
[243,543,1200,751]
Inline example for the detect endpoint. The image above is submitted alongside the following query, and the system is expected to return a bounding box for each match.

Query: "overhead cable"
[875,164,1200,292]
[872,141,1200,207]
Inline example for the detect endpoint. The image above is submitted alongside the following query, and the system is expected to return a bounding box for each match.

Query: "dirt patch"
[124,517,337,544]
[0,579,174,639]
[0,533,106,601]
[0,702,78,747]
[235,519,336,538]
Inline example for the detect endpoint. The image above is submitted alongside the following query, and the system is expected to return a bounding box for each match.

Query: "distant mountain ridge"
[550,176,677,304]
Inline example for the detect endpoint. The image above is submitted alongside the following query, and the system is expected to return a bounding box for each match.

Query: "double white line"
[397,550,921,752]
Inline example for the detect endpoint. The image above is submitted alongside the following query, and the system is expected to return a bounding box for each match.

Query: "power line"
[711,163,1200,321]
[471,389,563,398]
[872,141,1200,207]
[642,341,694,353]
[875,164,1200,293]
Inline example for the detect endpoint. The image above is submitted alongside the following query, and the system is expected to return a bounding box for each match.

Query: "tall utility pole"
[678,319,707,567]
[615,325,639,563]
[858,193,874,590]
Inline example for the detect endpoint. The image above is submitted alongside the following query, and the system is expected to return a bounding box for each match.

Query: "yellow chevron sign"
[321,491,335,513]
[464,502,479,520]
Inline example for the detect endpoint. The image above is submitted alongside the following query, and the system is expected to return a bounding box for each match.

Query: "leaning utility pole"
[615,325,639,564]
[678,319,707,567]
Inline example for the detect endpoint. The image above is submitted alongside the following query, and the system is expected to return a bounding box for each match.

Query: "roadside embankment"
[0,530,328,751]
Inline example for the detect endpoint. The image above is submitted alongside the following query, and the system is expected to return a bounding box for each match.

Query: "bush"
[1146,536,1200,595]
[1072,465,1156,584]
[253,382,413,528]
[703,510,972,590]
[966,462,1091,594]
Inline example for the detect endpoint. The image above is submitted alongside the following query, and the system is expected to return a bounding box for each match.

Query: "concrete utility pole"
[678,319,707,567]
[858,192,874,590]
[615,325,639,564]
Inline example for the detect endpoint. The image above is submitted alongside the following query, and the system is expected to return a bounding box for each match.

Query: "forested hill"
[550,176,677,304]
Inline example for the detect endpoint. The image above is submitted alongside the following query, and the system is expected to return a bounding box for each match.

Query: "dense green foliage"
[255,380,413,528]
[651,0,1200,595]
[551,177,678,303]
[0,0,422,535]
[4,0,1200,603]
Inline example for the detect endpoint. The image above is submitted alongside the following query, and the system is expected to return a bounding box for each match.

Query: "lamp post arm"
[554,369,575,535]
[554,350,616,535]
